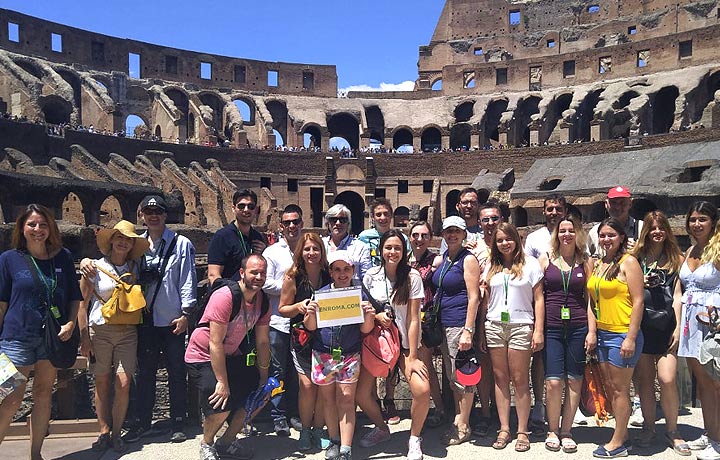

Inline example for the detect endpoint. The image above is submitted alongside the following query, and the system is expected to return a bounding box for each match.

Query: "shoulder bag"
[94,262,146,325]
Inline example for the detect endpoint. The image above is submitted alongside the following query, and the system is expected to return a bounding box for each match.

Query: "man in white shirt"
[261,205,304,436]
[322,204,372,283]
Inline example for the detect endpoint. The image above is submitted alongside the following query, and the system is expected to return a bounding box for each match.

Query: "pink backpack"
[362,323,401,377]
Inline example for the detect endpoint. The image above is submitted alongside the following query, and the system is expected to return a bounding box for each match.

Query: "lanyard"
[502,273,510,307]
[557,255,575,320]
[641,259,658,275]
[383,268,392,305]
[29,256,56,307]
[235,225,252,258]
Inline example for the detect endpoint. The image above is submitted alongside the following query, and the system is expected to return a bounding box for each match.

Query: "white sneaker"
[689,434,711,451]
[628,397,644,427]
[407,436,423,460]
[573,407,587,425]
[696,441,720,460]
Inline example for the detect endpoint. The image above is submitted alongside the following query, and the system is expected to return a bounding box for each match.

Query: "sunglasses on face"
[481,216,500,223]
[411,233,430,240]
[235,203,256,211]
[329,217,349,224]
[142,208,165,216]
[281,218,302,226]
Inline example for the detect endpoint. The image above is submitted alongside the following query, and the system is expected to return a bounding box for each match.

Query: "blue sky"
[1,0,444,92]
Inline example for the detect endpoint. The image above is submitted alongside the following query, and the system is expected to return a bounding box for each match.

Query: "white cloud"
[339,80,415,95]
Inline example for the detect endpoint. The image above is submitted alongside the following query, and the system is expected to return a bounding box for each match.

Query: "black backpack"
[191,278,269,333]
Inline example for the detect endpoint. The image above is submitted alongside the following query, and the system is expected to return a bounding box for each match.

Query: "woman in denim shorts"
[537,215,593,453]
[0,204,82,459]
[481,222,544,453]
[588,218,645,458]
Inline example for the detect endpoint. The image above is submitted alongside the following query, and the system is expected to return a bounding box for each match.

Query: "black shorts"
[186,355,259,416]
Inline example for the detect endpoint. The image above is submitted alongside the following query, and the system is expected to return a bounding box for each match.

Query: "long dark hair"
[379,229,411,306]
[12,204,62,255]
[597,217,627,280]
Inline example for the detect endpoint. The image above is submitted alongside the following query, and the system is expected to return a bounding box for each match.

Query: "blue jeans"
[136,326,187,426]
[269,328,298,422]
[543,325,588,380]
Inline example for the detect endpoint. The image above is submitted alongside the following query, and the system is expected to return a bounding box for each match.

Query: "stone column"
[413,135,421,153]
[441,134,450,150]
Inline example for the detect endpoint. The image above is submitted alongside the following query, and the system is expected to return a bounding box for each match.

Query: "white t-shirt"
[484,256,543,325]
[88,258,132,326]
[363,266,424,349]
[523,226,551,259]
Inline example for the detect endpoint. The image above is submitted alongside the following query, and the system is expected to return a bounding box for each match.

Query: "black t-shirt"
[207,222,268,281]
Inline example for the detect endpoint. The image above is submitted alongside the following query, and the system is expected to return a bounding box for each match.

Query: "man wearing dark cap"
[207,190,268,286]
[588,186,643,257]
[125,195,198,442]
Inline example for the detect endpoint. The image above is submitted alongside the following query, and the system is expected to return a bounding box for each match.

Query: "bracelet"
[257,361,270,370]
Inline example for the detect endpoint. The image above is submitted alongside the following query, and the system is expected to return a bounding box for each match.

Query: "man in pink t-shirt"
[185,254,270,460]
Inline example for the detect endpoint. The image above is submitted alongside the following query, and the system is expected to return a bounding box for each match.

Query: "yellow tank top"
[587,256,633,333]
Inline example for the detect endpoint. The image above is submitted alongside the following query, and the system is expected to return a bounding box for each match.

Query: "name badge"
[332,347,343,361]
[246,350,256,367]
[501,311,510,323]
[561,306,571,320]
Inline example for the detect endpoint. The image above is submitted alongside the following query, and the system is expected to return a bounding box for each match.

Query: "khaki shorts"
[441,326,476,393]
[484,321,533,351]
[89,324,137,376]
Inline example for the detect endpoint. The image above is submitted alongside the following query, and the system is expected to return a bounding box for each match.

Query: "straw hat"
[96,220,150,261]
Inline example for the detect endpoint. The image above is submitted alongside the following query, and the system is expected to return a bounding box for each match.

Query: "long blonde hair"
[632,211,683,273]
[701,220,720,266]
[549,215,587,263]
[487,223,525,280]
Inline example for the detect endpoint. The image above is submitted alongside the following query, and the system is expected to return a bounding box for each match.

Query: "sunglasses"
[411,232,430,240]
[142,208,165,216]
[481,216,500,223]
[329,217,349,224]
[235,203,256,210]
[281,218,302,226]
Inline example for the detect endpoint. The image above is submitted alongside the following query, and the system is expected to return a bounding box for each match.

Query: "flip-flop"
[560,433,578,453]
[545,433,561,452]
[665,431,692,456]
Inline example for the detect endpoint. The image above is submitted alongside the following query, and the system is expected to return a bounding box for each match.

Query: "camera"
[645,270,664,289]
[383,302,395,319]
[138,268,161,287]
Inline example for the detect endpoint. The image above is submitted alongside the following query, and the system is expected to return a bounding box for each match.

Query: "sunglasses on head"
[142,208,165,215]
[329,216,349,224]
[481,216,500,223]
[281,218,302,226]
[235,202,256,210]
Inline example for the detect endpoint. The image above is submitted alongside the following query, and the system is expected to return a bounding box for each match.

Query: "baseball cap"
[442,215,467,231]
[455,349,482,386]
[327,250,354,267]
[607,186,631,199]
[140,195,167,211]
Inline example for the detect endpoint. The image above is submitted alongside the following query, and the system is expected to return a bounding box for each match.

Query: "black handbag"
[421,301,443,348]
[23,254,79,369]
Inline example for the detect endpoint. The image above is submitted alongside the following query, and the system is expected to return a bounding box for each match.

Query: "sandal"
[665,430,692,456]
[560,433,578,453]
[493,429,512,450]
[425,410,445,429]
[515,432,531,452]
[545,432,561,452]
[444,424,471,446]
[91,432,110,451]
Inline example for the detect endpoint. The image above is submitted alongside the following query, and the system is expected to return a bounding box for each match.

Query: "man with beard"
[186,254,271,460]
[440,188,482,255]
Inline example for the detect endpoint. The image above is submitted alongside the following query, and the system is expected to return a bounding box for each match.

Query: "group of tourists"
[1,186,720,460]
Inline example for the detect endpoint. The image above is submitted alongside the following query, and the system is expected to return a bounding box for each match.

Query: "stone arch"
[125,113,148,137]
[55,69,82,122]
[61,192,85,225]
[512,206,528,227]
[127,85,151,102]
[336,164,365,181]
[99,194,124,227]
[198,91,226,135]
[454,101,475,123]
[327,112,360,150]
[155,125,162,139]
[418,206,429,222]
[608,91,640,139]
[12,58,44,80]
[334,190,365,235]
[542,92,573,144]
[233,97,256,125]
[512,95,541,146]
[420,125,442,152]
[392,126,414,150]
[266,100,289,146]
[483,98,509,146]
[686,70,720,125]
[651,86,679,134]
[445,189,460,218]
[573,89,604,142]
[631,198,658,221]
[394,206,410,227]
[450,123,471,150]
[302,122,323,148]
[165,88,190,139]
[39,95,72,124]
[365,105,385,144]
[431,78,443,91]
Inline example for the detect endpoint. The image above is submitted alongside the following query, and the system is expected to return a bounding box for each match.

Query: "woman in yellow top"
[587,217,645,458]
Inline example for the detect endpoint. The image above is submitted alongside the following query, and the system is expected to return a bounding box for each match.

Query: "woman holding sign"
[357,229,430,460]
[304,250,375,460]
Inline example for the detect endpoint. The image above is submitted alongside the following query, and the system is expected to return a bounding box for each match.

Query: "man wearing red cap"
[588,186,643,258]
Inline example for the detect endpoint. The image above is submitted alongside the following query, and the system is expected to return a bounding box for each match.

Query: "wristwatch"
[463,326,475,334]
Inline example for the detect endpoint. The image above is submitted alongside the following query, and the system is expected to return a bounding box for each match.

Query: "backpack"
[191,278,269,332]
[362,323,401,377]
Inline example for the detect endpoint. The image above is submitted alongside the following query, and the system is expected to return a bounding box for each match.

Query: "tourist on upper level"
[678,202,720,460]
[482,222,544,453]
[322,204,372,283]
[630,211,689,454]
[433,216,481,446]
[261,204,304,437]
[536,215,592,453]
[0,204,82,460]
[588,186,643,258]
[77,220,149,453]
[279,233,332,451]
[588,218,645,458]
[186,254,270,460]
[524,194,568,433]
[208,190,268,286]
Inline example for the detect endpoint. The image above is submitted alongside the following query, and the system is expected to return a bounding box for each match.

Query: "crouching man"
[185,254,271,460]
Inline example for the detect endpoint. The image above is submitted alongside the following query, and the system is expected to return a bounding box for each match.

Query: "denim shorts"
[543,325,588,380]
[596,329,644,368]
[0,337,48,368]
